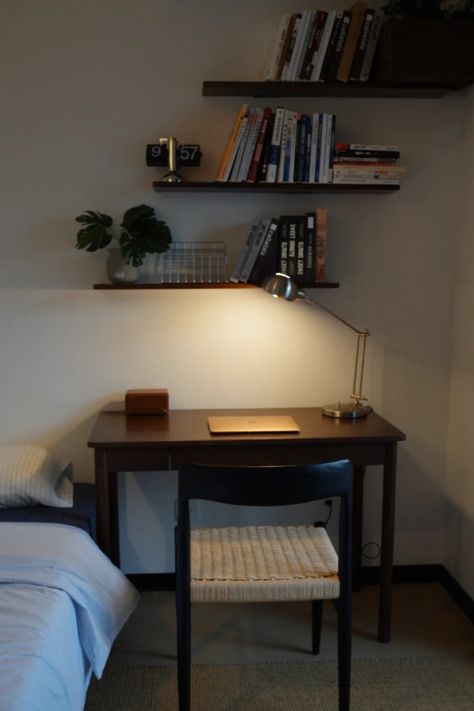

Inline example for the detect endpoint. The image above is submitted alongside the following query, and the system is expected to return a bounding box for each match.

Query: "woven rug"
[86,655,474,710]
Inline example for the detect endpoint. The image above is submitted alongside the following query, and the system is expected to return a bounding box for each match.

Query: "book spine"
[239,218,271,282]
[315,208,328,282]
[295,216,306,285]
[277,110,291,183]
[303,212,316,284]
[296,114,308,183]
[289,10,314,81]
[237,108,263,181]
[217,104,248,181]
[287,217,297,280]
[275,14,296,80]
[229,221,260,283]
[303,116,312,182]
[256,111,275,182]
[301,11,328,80]
[261,14,291,81]
[247,107,272,183]
[266,107,285,183]
[326,11,352,82]
[339,143,399,151]
[318,11,343,82]
[281,14,302,81]
[248,218,280,286]
[311,11,336,81]
[317,114,328,183]
[336,2,368,83]
[349,8,375,82]
[278,218,289,274]
[229,109,253,181]
[287,112,298,183]
[335,149,400,160]
[359,10,384,82]
[326,114,336,183]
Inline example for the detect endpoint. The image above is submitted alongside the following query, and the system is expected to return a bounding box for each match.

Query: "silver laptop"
[207,415,300,435]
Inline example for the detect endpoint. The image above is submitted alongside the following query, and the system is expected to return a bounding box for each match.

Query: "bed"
[0,484,138,711]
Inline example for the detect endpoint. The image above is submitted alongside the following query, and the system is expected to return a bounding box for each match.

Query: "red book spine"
[247,107,273,183]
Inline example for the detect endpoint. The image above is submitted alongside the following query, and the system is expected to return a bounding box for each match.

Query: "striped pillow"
[0,446,73,508]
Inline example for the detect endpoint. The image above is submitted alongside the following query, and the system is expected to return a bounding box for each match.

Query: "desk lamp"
[262,273,372,419]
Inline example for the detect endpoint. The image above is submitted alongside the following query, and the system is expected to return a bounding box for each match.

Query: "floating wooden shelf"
[94,282,339,290]
[153,180,399,194]
[202,80,466,99]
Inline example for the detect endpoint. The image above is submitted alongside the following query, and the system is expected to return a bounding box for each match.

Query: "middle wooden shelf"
[153,180,399,194]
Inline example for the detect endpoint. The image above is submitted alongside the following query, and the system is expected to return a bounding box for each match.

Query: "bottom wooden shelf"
[93,281,339,290]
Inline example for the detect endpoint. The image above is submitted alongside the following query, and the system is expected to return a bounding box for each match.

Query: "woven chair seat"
[190,525,340,603]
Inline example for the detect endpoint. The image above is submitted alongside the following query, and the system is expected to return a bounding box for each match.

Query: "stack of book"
[230,209,329,286]
[262,3,384,83]
[217,105,335,184]
[332,143,404,185]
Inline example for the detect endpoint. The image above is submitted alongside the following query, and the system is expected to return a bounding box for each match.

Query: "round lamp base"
[323,401,372,419]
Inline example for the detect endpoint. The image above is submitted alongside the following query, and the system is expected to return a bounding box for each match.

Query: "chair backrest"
[176,460,353,583]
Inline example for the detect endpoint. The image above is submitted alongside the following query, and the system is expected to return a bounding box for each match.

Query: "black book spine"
[294,216,306,286]
[278,217,289,275]
[318,11,343,82]
[256,112,275,183]
[349,8,375,82]
[248,218,280,286]
[303,212,316,284]
[326,11,352,82]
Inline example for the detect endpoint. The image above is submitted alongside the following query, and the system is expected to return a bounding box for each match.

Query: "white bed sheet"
[0,522,139,711]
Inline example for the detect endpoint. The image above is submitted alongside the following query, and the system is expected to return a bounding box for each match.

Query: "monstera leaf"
[119,204,172,267]
[75,211,114,252]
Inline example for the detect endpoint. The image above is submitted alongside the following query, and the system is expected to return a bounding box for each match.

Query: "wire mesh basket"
[138,241,228,284]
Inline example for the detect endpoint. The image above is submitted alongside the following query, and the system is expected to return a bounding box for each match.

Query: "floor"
[109,583,473,667]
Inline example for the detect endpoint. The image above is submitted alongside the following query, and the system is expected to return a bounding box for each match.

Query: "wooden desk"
[88,406,405,642]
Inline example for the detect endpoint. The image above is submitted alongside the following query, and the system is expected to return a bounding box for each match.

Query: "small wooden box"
[125,389,169,415]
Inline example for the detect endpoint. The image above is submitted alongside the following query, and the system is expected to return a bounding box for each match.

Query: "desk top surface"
[88,405,405,448]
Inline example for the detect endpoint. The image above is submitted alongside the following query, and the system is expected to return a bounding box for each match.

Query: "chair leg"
[311,600,323,655]
[337,593,352,711]
[176,583,191,711]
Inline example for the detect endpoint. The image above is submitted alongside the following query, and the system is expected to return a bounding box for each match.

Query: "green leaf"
[75,224,113,252]
[75,210,113,228]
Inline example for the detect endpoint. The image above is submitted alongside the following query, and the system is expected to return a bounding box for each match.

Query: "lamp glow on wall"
[262,273,372,419]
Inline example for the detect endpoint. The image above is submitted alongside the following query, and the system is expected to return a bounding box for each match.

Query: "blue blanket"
[0,522,139,711]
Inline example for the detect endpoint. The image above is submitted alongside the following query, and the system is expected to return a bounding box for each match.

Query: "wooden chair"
[175,459,353,711]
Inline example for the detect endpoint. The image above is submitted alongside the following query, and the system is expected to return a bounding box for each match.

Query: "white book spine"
[287,11,312,81]
[311,11,336,81]
[322,114,334,183]
[230,221,260,282]
[266,107,285,183]
[346,143,400,151]
[287,112,298,183]
[239,218,271,282]
[261,14,291,81]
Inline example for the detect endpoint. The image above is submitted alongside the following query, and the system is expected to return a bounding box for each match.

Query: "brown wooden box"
[373,18,474,87]
[125,389,169,415]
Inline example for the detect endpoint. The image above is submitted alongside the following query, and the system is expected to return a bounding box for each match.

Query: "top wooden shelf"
[202,80,467,99]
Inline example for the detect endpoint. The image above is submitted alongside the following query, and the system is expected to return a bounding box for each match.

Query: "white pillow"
[0,445,73,508]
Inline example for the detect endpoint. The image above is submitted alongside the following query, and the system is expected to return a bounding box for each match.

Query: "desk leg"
[379,443,397,643]
[95,450,120,567]
[352,465,365,591]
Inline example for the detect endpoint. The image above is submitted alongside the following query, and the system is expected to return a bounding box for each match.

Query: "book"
[303,212,316,284]
[332,176,400,185]
[311,11,337,81]
[248,218,280,286]
[309,113,323,183]
[359,9,384,82]
[300,10,328,80]
[318,113,329,183]
[247,107,273,183]
[296,114,310,183]
[294,215,306,285]
[349,8,375,82]
[278,218,289,274]
[303,116,313,182]
[335,148,400,160]
[277,110,291,183]
[229,108,254,181]
[325,10,353,82]
[287,111,299,183]
[315,208,328,282]
[319,10,344,82]
[265,107,285,183]
[229,221,260,283]
[279,215,300,280]
[281,13,302,81]
[256,111,275,182]
[276,14,297,80]
[336,2,368,82]
[239,218,272,282]
[216,104,248,181]
[288,10,315,81]
[261,14,291,81]
[236,108,263,181]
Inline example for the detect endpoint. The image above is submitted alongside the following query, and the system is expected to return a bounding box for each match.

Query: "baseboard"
[361,564,473,624]
[127,573,176,591]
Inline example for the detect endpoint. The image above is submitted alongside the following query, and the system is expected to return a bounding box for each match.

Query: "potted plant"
[75,204,172,282]
[374,1,474,86]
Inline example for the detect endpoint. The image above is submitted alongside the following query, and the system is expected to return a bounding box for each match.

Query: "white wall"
[444,86,474,598]
[0,0,469,575]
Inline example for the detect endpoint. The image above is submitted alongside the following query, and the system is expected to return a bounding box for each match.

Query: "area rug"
[86,655,474,710]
